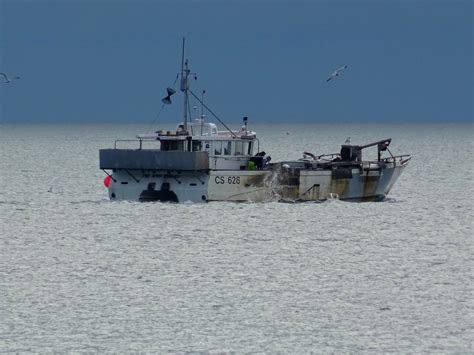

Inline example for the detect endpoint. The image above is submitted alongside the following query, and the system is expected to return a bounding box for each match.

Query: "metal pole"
[201,90,205,136]
[180,37,188,133]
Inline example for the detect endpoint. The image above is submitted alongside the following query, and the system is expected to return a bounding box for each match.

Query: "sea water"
[1,123,472,353]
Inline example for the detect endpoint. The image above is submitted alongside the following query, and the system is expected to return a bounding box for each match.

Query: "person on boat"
[264,156,271,167]
[250,151,266,169]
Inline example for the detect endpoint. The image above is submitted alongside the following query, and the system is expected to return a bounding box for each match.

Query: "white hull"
[106,163,407,203]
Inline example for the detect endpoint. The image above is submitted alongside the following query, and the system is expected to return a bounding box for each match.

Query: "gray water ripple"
[1,123,473,353]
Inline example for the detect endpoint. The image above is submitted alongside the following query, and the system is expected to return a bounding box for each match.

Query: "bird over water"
[326,65,348,82]
[0,72,20,83]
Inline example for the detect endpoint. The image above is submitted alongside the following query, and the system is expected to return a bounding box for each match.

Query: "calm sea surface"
[1,123,473,353]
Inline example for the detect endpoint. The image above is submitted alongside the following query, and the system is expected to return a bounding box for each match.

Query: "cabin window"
[192,141,202,151]
[234,141,250,156]
[161,140,184,151]
[247,142,253,155]
[223,141,231,155]
[214,141,222,155]
[234,141,244,155]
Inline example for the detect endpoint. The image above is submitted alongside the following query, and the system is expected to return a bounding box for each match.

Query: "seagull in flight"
[326,65,348,82]
[0,72,20,83]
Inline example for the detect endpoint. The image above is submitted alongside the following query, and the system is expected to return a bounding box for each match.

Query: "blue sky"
[0,0,472,123]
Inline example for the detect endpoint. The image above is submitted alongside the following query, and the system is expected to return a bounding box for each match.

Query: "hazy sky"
[0,0,472,124]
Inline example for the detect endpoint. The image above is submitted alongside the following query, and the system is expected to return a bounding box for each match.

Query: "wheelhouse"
[144,119,258,156]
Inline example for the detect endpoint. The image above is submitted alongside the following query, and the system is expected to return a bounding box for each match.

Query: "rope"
[188,89,237,137]
[146,104,166,133]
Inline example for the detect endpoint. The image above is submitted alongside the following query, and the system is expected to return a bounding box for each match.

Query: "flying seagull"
[326,65,348,82]
[0,72,20,83]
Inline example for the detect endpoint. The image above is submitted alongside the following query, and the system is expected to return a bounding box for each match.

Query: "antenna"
[201,90,205,119]
[243,116,248,133]
[180,37,190,133]
[181,38,185,80]
[201,90,205,135]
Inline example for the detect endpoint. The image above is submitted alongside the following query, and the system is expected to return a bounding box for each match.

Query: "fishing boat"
[99,39,411,203]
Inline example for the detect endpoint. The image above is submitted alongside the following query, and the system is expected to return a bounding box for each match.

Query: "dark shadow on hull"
[139,182,179,202]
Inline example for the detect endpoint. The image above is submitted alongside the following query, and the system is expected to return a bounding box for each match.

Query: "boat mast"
[200,89,205,136]
[178,37,237,138]
[180,37,190,134]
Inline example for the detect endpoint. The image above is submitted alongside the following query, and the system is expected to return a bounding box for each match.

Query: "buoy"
[103,175,111,188]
